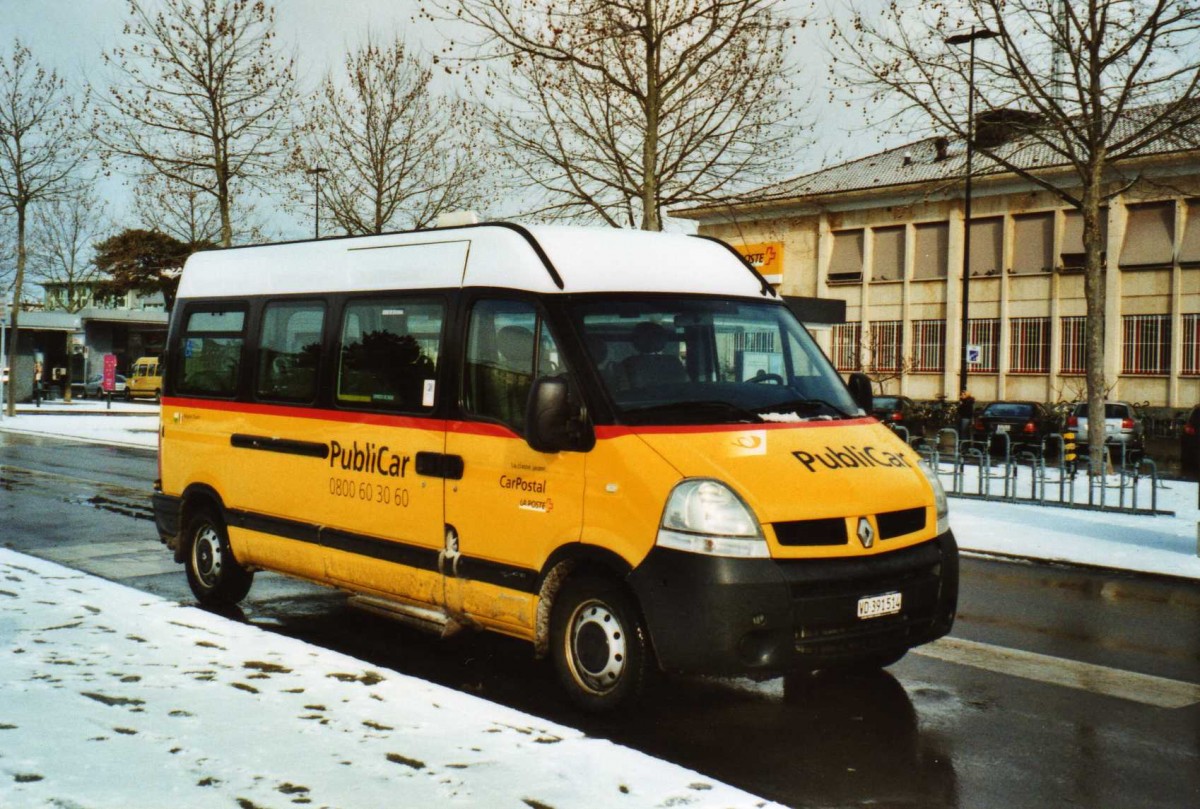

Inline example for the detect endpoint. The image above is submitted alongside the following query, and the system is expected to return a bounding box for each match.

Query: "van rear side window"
[177,307,247,397]
[336,298,443,411]
[257,301,325,403]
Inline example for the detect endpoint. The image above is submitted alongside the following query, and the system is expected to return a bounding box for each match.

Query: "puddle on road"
[2,465,153,521]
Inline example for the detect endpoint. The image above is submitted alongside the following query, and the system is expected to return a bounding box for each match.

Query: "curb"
[960,548,1200,585]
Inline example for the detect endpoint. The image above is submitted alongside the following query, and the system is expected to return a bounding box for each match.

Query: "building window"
[868,320,903,371]
[1183,314,1200,376]
[1060,316,1087,375]
[911,319,945,372]
[872,226,905,282]
[831,322,862,371]
[1060,209,1108,271]
[1009,317,1050,374]
[1179,199,1200,267]
[1012,213,1054,273]
[969,217,1003,276]
[1121,314,1170,376]
[913,222,948,280]
[968,318,1000,373]
[1119,201,1174,269]
[828,229,864,283]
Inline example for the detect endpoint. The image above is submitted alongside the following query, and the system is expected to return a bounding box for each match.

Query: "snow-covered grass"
[0,549,776,809]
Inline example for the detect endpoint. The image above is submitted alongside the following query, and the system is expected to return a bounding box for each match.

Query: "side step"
[347,595,465,638]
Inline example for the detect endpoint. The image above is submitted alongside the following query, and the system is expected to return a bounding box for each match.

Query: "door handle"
[415,452,465,480]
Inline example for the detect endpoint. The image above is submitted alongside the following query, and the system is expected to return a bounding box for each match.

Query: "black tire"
[550,576,649,712]
[184,506,253,605]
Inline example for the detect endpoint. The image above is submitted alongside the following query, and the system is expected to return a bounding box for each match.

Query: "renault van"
[152,223,957,710]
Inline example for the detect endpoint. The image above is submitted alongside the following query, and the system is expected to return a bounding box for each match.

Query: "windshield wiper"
[622,400,764,424]
[755,398,854,420]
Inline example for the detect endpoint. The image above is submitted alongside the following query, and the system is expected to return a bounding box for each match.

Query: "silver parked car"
[73,373,127,398]
[1067,401,1145,454]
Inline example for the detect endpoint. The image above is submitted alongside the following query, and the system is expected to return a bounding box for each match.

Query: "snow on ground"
[0,549,777,809]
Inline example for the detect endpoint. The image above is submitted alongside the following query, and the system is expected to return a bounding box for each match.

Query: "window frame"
[173,301,250,400]
[253,298,328,405]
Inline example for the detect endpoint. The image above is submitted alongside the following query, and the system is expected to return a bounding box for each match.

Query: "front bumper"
[627,531,958,676]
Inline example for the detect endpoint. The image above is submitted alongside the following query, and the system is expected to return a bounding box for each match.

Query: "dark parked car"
[972,401,1056,450]
[1181,405,1200,476]
[72,373,127,398]
[871,395,925,438]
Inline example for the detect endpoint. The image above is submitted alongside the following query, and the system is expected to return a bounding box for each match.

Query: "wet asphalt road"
[2,431,1198,808]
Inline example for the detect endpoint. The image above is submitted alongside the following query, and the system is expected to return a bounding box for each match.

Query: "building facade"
[678,138,1200,409]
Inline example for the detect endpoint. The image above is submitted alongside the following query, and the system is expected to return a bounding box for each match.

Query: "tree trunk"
[640,0,660,232]
[5,203,27,417]
[1081,165,1108,476]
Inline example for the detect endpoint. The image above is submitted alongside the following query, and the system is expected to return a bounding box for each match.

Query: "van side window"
[463,300,564,432]
[177,307,247,397]
[256,301,325,403]
[336,298,443,411]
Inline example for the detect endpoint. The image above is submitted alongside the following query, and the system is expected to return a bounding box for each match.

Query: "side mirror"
[526,377,593,453]
[847,372,873,414]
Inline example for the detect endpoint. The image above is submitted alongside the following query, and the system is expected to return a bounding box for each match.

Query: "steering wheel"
[750,373,785,385]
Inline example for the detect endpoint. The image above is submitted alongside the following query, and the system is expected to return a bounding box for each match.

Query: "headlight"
[656,479,769,558]
[918,460,950,534]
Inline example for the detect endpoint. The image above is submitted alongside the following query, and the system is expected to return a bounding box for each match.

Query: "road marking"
[914,636,1200,709]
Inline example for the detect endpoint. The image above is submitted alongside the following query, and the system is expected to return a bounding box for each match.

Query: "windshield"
[568,297,858,425]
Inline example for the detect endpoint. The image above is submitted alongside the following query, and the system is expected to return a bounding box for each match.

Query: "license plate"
[996,424,1010,433]
[857,592,902,619]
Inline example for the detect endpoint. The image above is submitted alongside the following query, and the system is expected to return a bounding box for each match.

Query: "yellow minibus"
[153,223,957,711]
[127,356,162,400]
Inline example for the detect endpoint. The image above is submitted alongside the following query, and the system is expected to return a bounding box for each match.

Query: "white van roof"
[175,224,773,301]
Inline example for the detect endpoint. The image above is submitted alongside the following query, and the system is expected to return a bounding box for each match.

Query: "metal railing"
[905,427,1170,515]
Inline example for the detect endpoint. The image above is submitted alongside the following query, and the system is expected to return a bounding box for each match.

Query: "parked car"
[871,395,925,438]
[972,401,1057,450]
[1181,404,1200,475]
[1067,401,1145,458]
[73,373,127,398]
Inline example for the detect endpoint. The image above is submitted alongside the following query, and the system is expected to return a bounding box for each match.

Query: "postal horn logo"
[857,516,875,549]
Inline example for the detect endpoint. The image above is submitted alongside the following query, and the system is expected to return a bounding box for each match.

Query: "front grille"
[876,507,926,539]
[783,540,945,657]
[773,517,847,546]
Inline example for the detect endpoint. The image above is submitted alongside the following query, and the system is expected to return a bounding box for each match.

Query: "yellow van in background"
[152,223,958,711]
[127,356,162,400]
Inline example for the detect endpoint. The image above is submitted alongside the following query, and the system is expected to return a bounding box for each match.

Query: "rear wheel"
[550,576,649,712]
[184,506,253,605]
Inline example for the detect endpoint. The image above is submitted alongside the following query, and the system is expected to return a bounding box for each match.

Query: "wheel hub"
[569,600,627,693]
[193,525,223,588]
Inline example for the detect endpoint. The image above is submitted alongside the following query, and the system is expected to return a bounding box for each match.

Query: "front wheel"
[184,506,253,605]
[550,576,649,712]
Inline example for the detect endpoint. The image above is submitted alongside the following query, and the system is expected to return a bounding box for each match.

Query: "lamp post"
[946,27,998,397]
[306,166,328,239]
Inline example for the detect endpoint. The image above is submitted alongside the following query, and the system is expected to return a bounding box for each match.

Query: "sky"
[0,0,892,242]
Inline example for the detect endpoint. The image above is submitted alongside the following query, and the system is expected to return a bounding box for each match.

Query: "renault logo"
[857,517,875,549]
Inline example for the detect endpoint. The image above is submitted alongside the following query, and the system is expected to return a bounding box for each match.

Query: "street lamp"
[306,166,328,239]
[946,27,998,398]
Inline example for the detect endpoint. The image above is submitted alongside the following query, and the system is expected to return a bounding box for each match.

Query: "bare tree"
[132,172,222,246]
[28,181,112,313]
[425,0,803,231]
[0,40,88,416]
[99,0,295,247]
[295,36,492,235]
[831,0,1200,472]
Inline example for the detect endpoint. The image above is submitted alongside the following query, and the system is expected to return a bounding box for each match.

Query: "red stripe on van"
[594,417,876,438]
